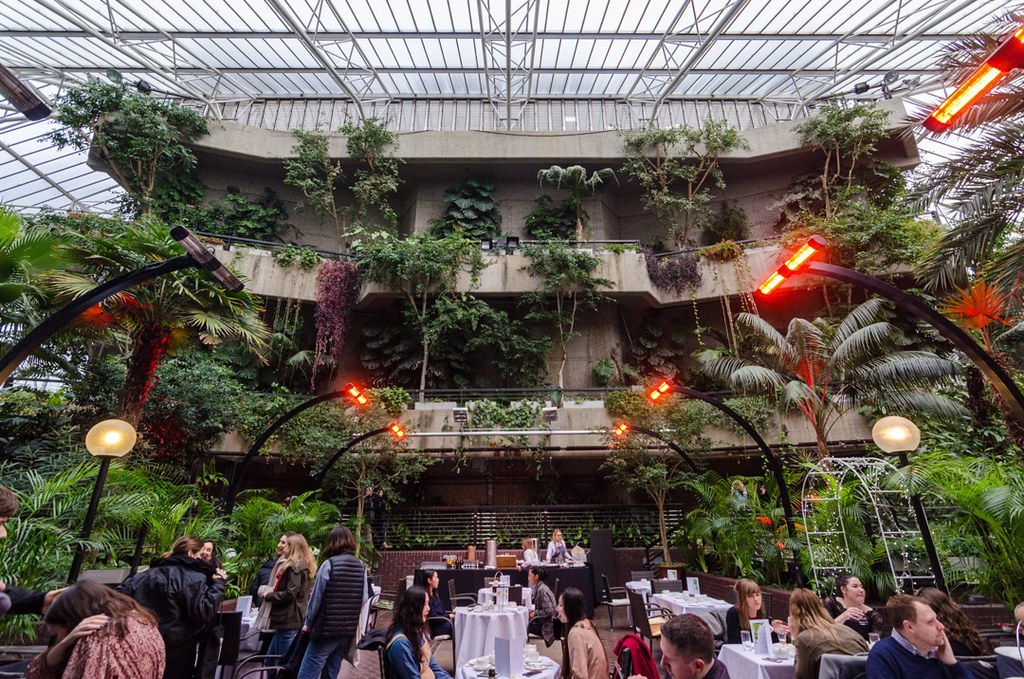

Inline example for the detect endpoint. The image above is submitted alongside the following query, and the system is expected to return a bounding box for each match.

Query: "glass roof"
[0,0,1011,212]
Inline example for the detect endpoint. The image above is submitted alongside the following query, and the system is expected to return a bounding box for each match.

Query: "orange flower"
[777,541,786,550]
[756,516,773,526]
[943,280,1012,331]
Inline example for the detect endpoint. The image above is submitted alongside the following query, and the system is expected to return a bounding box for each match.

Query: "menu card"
[495,635,524,678]
[750,619,771,655]
[686,577,700,595]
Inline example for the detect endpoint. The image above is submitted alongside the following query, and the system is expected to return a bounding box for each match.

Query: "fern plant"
[430,177,502,240]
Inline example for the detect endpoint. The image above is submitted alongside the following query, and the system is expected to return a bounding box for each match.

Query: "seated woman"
[725,578,788,645]
[822,574,883,642]
[29,580,165,679]
[546,529,569,564]
[558,587,607,679]
[521,537,541,567]
[527,565,558,645]
[423,570,453,639]
[385,586,452,679]
[789,588,868,679]
[916,587,991,656]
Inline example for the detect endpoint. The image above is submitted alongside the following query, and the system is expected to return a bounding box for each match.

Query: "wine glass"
[741,630,753,650]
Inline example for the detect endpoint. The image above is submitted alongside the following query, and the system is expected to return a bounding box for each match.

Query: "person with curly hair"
[915,588,990,656]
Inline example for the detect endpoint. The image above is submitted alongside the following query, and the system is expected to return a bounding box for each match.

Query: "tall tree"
[47,218,268,427]
[536,165,615,241]
[697,299,965,460]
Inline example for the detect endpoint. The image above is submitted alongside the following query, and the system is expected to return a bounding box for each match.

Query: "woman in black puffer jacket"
[119,536,226,679]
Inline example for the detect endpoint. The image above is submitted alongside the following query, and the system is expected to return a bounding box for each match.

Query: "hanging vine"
[312,259,360,388]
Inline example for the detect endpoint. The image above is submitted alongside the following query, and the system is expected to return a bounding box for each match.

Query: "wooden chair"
[627,588,671,650]
[600,574,629,630]
[658,578,683,593]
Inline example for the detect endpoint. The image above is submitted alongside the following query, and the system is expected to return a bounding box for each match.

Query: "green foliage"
[272,245,323,270]
[46,80,208,217]
[204,187,288,242]
[592,352,640,387]
[536,165,615,241]
[698,240,743,262]
[629,312,691,381]
[644,250,702,293]
[791,102,890,221]
[430,177,502,240]
[353,230,487,398]
[340,118,402,229]
[523,195,577,240]
[701,202,750,245]
[226,491,341,592]
[150,171,206,226]
[622,121,746,246]
[284,129,345,233]
[521,241,613,388]
[601,244,639,255]
[684,472,791,583]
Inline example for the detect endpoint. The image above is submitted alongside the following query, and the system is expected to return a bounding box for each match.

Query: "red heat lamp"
[925,22,1024,132]
[756,235,829,296]
[647,380,672,402]
[388,423,406,440]
[343,383,369,406]
[612,422,630,437]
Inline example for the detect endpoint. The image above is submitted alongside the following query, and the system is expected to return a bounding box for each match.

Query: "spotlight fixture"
[0,64,51,120]
[453,407,468,423]
[480,239,494,252]
[541,406,558,422]
[853,82,871,94]
[505,236,520,252]
[170,226,244,292]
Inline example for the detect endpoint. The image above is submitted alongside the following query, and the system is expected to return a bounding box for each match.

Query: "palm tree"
[46,218,269,426]
[910,12,1024,294]
[696,299,965,460]
[537,165,615,241]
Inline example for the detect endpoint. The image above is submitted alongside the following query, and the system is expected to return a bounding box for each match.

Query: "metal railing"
[376,503,687,549]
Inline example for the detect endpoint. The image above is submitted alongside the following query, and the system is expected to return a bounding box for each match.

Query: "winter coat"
[265,562,312,630]
[249,557,278,607]
[304,550,369,640]
[613,633,659,679]
[119,554,224,650]
[4,584,44,616]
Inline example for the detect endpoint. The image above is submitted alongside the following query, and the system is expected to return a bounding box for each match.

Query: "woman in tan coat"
[789,589,868,679]
[558,587,607,679]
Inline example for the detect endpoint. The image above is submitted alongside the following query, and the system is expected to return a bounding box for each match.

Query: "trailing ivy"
[340,118,402,230]
[284,129,345,235]
[205,186,288,242]
[272,245,322,270]
[312,259,360,387]
[430,177,502,240]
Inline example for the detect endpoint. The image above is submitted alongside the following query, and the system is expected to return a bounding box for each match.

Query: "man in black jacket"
[0,485,63,616]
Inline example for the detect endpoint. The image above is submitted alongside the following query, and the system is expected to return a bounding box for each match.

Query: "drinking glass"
[741,631,753,649]
[868,632,880,646]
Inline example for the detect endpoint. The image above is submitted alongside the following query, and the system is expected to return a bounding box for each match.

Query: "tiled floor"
[236,606,659,679]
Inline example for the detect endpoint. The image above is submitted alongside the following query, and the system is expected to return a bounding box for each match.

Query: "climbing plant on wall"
[313,259,360,387]
[340,118,402,230]
[284,129,346,237]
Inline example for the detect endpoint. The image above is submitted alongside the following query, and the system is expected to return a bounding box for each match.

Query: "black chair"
[553,577,562,599]
[631,570,656,581]
[627,589,671,650]
[613,646,632,679]
[395,577,408,607]
[214,611,244,679]
[447,578,477,608]
[237,628,308,679]
[509,585,523,605]
[358,628,391,679]
[657,579,683,593]
[601,574,629,630]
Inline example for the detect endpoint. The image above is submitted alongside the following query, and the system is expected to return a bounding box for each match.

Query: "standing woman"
[297,526,370,679]
[725,579,788,645]
[423,570,453,638]
[557,587,607,679]
[29,580,165,679]
[822,574,883,642]
[119,536,226,679]
[788,589,868,679]
[546,529,569,564]
[263,534,317,661]
[385,586,452,679]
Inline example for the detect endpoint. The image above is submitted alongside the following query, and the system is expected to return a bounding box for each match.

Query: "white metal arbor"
[0,0,1014,212]
[801,456,938,594]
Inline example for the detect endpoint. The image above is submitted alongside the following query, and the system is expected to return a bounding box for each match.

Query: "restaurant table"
[456,653,560,679]
[418,565,595,617]
[717,644,795,679]
[478,586,533,609]
[818,653,868,679]
[454,605,530,669]
[650,592,731,616]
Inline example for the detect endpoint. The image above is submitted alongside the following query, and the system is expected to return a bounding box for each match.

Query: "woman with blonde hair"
[726,579,788,645]
[262,533,317,661]
[29,580,165,678]
[788,589,868,679]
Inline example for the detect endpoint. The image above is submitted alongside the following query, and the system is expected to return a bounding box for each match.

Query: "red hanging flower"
[755,516,773,526]
[777,541,786,550]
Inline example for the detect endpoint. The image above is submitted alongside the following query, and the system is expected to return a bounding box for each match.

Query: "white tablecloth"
[477,587,533,608]
[454,606,530,669]
[717,644,794,679]
[456,655,559,679]
[651,592,731,616]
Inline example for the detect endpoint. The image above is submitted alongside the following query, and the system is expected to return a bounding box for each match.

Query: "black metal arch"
[314,426,392,484]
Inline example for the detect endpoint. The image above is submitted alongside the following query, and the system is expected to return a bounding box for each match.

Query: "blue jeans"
[296,635,352,679]
[266,628,298,665]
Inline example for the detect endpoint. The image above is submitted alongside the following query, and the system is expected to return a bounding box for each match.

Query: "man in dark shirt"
[0,486,63,615]
[866,594,972,679]
[654,613,731,679]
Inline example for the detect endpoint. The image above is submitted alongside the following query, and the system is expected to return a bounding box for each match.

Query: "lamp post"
[68,418,137,583]
[871,415,946,593]
[0,226,243,389]
[611,422,700,474]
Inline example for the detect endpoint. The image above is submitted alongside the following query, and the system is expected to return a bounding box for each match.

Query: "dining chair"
[601,574,629,630]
